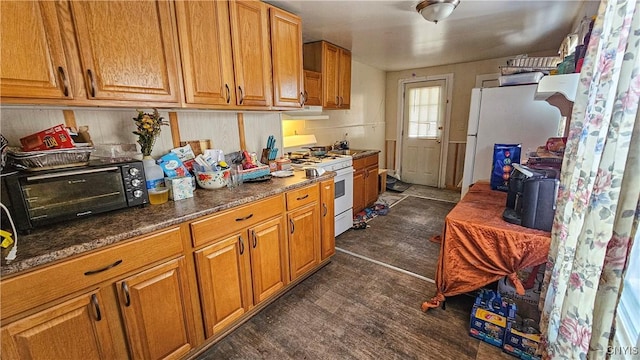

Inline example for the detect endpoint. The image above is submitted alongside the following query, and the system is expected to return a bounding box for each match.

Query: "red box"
[20,124,75,151]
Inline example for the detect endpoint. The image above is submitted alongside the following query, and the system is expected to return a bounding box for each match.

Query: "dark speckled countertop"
[1,171,334,277]
[349,149,380,160]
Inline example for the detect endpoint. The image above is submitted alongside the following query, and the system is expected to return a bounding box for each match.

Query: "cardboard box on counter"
[20,124,75,151]
[165,176,193,201]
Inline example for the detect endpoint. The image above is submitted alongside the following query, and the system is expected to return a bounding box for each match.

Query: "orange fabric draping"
[422,182,551,311]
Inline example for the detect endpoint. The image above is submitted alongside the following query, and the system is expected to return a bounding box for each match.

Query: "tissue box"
[165,176,194,201]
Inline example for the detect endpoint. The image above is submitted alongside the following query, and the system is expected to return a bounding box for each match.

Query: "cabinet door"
[365,164,379,208]
[249,217,287,304]
[229,0,272,107]
[322,42,340,109]
[320,180,335,260]
[1,290,116,360]
[269,7,303,108]
[116,257,194,360]
[303,70,322,106]
[338,48,352,109]
[353,170,366,214]
[287,204,320,281]
[175,0,235,106]
[195,233,251,338]
[0,1,72,100]
[70,0,179,103]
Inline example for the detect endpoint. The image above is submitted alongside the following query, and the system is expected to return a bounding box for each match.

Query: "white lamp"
[416,0,460,24]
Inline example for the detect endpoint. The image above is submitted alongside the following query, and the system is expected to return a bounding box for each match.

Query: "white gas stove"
[289,153,354,237]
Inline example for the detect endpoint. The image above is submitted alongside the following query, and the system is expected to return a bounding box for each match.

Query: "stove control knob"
[128,167,140,176]
[131,179,141,187]
[133,189,144,198]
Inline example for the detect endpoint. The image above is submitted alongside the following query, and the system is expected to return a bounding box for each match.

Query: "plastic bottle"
[142,158,164,191]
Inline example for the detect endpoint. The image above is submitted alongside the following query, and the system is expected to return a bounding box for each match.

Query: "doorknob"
[438,126,443,130]
[436,139,441,144]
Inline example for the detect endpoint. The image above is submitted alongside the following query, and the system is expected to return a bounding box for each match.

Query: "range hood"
[534,73,580,101]
[280,105,329,120]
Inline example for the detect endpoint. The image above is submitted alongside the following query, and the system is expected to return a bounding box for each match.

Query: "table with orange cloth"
[422,182,551,311]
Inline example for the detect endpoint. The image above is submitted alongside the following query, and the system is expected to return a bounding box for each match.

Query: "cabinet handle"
[296,194,309,201]
[239,235,245,255]
[238,86,244,105]
[303,91,308,105]
[323,203,328,217]
[57,66,69,97]
[299,92,305,106]
[340,96,344,107]
[122,282,131,307]
[87,69,96,97]
[290,219,295,234]
[225,84,231,104]
[235,213,253,222]
[252,230,257,248]
[91,294,102,321]
[336,96,340,107]
[84,259,122,276]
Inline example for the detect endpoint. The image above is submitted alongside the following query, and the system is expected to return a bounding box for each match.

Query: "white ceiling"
[267,0,599,71]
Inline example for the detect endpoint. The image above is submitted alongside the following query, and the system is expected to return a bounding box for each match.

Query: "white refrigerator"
[461,84,563,196]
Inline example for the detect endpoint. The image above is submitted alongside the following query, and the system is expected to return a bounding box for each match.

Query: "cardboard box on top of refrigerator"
[20,124,75,151]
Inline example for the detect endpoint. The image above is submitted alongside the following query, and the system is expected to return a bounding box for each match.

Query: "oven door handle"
[27,167,120,181]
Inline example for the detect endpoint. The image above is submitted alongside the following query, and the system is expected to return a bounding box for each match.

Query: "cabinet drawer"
[1,227,184,321]
[285,184,319,211]
[353,157,366,171]
[191,195,285,247]
[364,154,378,167]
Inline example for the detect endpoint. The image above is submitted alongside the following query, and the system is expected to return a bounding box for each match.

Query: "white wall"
[282,60,386,161]
[0,107,282,160]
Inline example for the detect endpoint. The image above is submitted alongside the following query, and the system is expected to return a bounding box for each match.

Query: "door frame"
[395,73,453,188]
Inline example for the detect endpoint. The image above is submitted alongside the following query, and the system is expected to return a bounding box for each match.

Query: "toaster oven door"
[21,167,127,226]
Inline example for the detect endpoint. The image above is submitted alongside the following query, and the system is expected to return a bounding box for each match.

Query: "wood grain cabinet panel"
[175,0,236,106]
[70,0,180,103]
[353,154,378,213]
[248,217,287,303]
[195,233,251,338]
[1,290,117,360]
[229,0,272,107]
[303,70,322,106]
[320,180,336,260]
[269,6,304,108]
[116,257,195,360]
[287,204,320,281]
[0,1,74,100]
[303,41,351,109]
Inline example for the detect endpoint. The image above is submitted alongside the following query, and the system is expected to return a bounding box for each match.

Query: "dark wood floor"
[196,193,512,359]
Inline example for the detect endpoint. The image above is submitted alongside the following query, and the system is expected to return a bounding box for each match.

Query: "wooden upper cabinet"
[0,1,73,100]
[175,1,235,106]
[229,0,272,107]
[303,70,322,106]
[269,6,304,108]
[303,41,352,109]
[70,0,180,103]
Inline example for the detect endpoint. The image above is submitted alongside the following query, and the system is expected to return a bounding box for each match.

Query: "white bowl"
[195,169,229,189]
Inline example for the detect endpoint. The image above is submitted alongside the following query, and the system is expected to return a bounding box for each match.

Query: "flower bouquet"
[132,109,167,157]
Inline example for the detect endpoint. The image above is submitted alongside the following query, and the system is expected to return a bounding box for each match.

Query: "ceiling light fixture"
[416,0,460,24]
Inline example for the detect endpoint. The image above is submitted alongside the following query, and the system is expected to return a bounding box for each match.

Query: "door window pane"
[407,85,442,139]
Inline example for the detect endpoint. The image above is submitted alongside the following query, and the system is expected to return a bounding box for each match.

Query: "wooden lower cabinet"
[1,290,117,360]
[194,215,287,339]
[116,257,195,360]
[195,233,251,338]
[353,154,379,214]
[287,203,320,281]
[320,180,335,259]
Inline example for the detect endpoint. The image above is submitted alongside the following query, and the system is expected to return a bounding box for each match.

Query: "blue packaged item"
[157,152,191,178]
[469,288,517,348]
[491,144,521,191]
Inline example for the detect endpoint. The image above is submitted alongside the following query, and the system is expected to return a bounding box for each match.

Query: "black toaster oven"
[1,160,148,233]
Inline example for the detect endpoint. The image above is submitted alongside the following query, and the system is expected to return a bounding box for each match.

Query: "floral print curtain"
[539,0,640,359]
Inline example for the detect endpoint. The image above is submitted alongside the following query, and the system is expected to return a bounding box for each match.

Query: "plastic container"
[142,158,164,191]
[148,188,169,205]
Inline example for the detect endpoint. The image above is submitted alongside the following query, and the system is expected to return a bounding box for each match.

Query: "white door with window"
[400,80,445,186]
